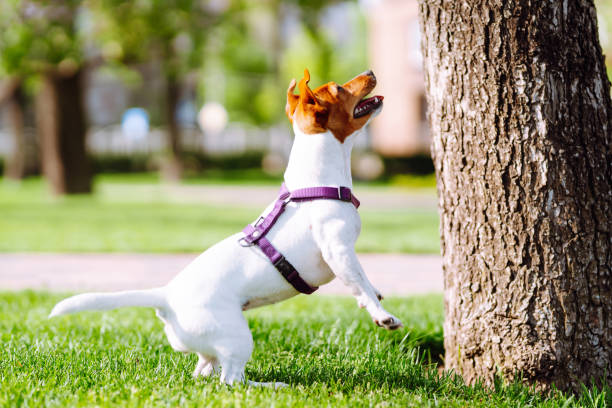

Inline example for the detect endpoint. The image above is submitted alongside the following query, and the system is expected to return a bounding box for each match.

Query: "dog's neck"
[284,122,356,190]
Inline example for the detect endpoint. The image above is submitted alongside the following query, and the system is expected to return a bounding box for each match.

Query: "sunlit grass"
[0,175,440,253]
[2,292,606,407]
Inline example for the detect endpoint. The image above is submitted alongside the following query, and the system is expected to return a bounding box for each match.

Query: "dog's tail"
[49,287,167,318]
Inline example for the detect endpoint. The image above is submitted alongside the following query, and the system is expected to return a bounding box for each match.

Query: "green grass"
[0,176,439,253]
[1,292,608,407]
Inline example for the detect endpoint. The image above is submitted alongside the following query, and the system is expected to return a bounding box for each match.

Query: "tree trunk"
[37,70,91,194]
[162,74,183,182]
[418,0,611,393]
[3,80,26,180]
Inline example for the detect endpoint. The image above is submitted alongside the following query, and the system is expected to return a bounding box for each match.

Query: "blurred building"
[367,0,430,157]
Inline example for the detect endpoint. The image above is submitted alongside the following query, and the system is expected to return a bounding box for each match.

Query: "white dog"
[50,69,403,387]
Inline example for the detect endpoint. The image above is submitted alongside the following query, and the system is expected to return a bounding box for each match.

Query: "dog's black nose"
[363,70,376,79]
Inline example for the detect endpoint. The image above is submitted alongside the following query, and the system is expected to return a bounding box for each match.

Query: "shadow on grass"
[247,315,446,393]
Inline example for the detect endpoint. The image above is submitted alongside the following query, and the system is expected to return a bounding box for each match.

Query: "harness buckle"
[238,237,253,247]
[273,255,286,267]
[273,256,294,279]
[338,186,342,200]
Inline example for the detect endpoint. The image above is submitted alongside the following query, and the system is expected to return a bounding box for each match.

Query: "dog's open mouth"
[353,95,384,118]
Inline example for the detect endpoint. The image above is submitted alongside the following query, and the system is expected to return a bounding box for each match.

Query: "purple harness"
[240,183,360,294]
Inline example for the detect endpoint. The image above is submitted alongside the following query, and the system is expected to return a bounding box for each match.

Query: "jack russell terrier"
[50,69,403,387]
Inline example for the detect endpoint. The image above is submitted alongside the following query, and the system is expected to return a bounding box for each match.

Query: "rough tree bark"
[418,0,611,392]
[36,70,91,194]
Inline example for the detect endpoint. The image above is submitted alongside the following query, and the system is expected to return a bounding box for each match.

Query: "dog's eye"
[331,85,344,96]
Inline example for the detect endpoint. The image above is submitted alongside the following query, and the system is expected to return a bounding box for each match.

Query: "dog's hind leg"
[218,356,248,385]
[193,354,219,378]
[216,346,288,388]
[212,313,286,387]
[203,309,253,386]
[217,356,287,388]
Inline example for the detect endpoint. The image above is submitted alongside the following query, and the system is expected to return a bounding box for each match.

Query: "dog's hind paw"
[193,356,220,379]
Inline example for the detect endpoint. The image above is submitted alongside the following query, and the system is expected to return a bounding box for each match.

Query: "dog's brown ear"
[294,69,328,133]
[285,79,299,122]
[298,69,318,106]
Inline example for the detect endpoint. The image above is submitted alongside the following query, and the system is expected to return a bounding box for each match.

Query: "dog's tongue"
[354,95,384,118]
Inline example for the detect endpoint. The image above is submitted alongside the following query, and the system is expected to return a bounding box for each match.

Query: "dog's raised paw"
[374,315,403,330]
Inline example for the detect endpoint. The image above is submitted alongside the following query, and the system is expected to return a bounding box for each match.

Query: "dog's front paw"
[373,314,403,330]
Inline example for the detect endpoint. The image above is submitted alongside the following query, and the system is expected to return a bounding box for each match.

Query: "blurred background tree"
[0,0,91,193]
[89,0,226,181]
[0,78,27,181]
[0,0,608,192]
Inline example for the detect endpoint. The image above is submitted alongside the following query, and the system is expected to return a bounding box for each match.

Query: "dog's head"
[285,69,383,143]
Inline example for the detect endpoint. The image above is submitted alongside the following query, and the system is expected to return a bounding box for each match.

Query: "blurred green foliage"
[1,0,609,128]
[0,0,85,76]
[0,0,368,127]
[200,0,367,125]
[88,0,222,78]
[88,0,369,126]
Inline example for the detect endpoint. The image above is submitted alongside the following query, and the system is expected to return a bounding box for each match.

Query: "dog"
[50,69,403,387]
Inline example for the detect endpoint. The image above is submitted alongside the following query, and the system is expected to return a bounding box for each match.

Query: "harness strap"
[241,183,360,295]
[243,225,317,294]
[242,192,291,245]
[280,184,360,208]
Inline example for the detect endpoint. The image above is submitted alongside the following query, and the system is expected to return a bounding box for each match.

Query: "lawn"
[1,292,607,407]
[0,175,440,253]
